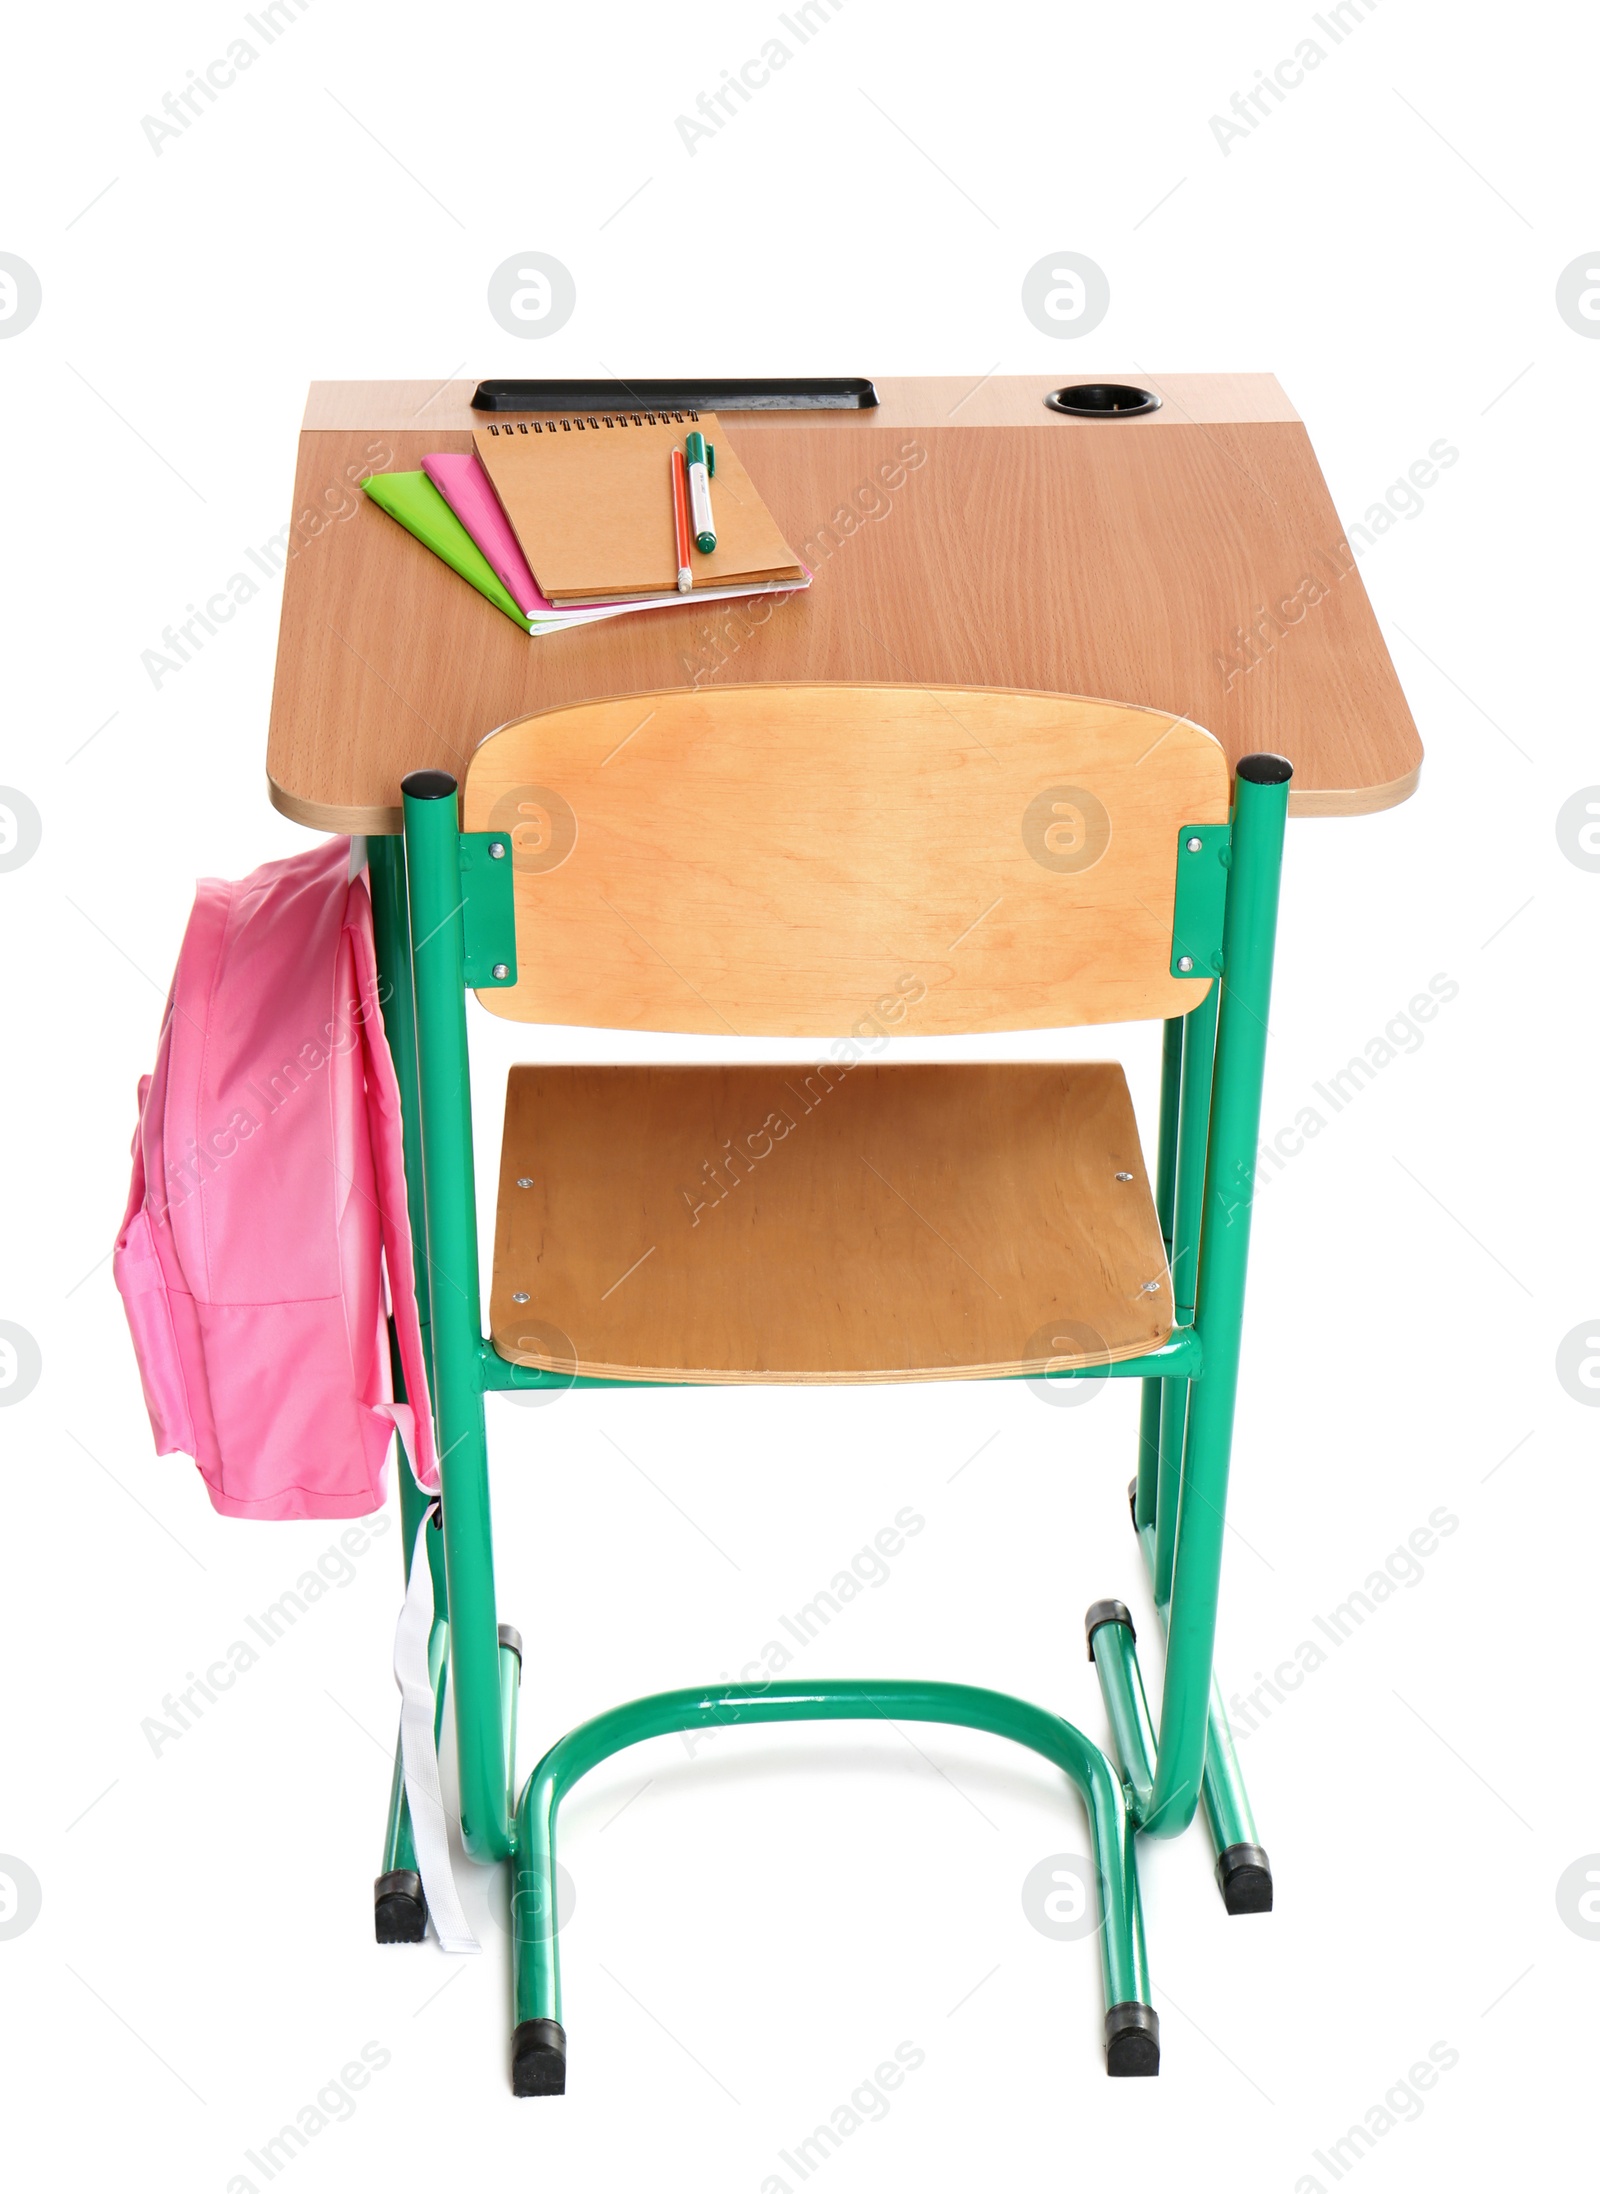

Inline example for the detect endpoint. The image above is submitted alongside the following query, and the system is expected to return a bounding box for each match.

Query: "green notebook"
[361,470,529,630]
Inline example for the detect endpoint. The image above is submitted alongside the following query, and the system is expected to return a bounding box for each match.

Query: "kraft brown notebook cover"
[473,410,805,606]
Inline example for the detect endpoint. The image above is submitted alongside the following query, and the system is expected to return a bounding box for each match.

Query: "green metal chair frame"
[363,735,1292,2096]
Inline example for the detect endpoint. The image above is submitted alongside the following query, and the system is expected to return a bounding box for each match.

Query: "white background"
[1,1,1595,2186]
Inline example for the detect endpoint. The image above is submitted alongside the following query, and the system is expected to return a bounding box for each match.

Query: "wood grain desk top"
[267,375,1420,833]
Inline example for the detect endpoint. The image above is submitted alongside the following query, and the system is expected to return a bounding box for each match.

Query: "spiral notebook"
[474,409,807,608]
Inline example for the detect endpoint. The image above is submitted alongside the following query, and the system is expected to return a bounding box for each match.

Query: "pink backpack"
[113,837,438,1518]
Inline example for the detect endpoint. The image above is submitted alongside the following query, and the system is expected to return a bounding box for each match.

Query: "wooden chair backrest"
[461,684,1230,1036]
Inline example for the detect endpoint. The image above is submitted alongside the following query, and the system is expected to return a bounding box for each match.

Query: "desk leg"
[376,1605,450,1940]
[368,833,434,1358]
[1139,760,1289,1842]
[370,834,464,1930]
[402,778,513,1865]
[1198,1679,1272,1912]
[1112,1506,1273,1911]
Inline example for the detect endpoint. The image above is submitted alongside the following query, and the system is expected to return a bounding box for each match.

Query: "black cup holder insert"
[1045,384,1162,418]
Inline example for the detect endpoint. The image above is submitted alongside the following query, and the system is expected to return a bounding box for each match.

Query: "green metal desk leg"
[375,1614,451,1940]
[1092,1617,1272,1908]
[1119,1518,1264,1913]
[369,832,461,1929]
[402,772,512,1865]
[1198,1676,1271,1910]
[1117,984,1269,1897]
[367,834,435,1359]
[510,1681,1154,2095]
[370,837,450,1618]
[372,1325,454,1930]
[1142,756,1291,1839]
[369,833,452,1932]
[369,833,447,1623]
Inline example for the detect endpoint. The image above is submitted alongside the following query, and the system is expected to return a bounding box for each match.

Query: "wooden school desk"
[262,374,1420,2092]
[266,375,1420,832]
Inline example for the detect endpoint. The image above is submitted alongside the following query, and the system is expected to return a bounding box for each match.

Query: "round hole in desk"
[1045,383,1162,418]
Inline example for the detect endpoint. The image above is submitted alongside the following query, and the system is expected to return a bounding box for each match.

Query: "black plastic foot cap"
[498,1622,524,1664]
[513,2017,567,2096]
[1085,1598,1136,1662]
[373,1869,427,1945]
[1105,2001,1160,2076]
[1216,1842,1274,1915]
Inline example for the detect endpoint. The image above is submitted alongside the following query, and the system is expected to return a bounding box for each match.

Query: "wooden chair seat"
[489,1061,1173,1384]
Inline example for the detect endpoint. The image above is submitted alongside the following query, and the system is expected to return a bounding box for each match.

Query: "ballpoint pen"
[670,446,693,592]
[685,430,716,554]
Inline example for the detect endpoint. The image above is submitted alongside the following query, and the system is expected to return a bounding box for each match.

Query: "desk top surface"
[266,374,1421,832]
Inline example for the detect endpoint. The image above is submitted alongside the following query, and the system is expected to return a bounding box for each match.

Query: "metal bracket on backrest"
[1170,824,1230,978]
[459,832,517,989]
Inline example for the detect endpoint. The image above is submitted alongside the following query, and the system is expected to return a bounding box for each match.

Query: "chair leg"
[1086,1599,1155,1819]
[1152,1376,1188,1606]
[509,1680,1158,2095]
[1135,1017,1184,1533]
[1133,1382,1162,1535]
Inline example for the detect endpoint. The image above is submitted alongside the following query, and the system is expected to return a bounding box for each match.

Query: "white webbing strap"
[393,1501,480,1954]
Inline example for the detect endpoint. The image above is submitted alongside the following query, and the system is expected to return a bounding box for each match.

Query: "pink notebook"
[422,451,545,617]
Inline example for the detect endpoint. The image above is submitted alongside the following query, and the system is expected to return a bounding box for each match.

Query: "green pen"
[685,431,716,554]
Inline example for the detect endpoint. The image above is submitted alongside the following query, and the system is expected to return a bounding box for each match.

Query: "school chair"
[363,681,1290,2094]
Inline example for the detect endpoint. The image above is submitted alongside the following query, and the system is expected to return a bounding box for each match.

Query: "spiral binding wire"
[483,411,702,436]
